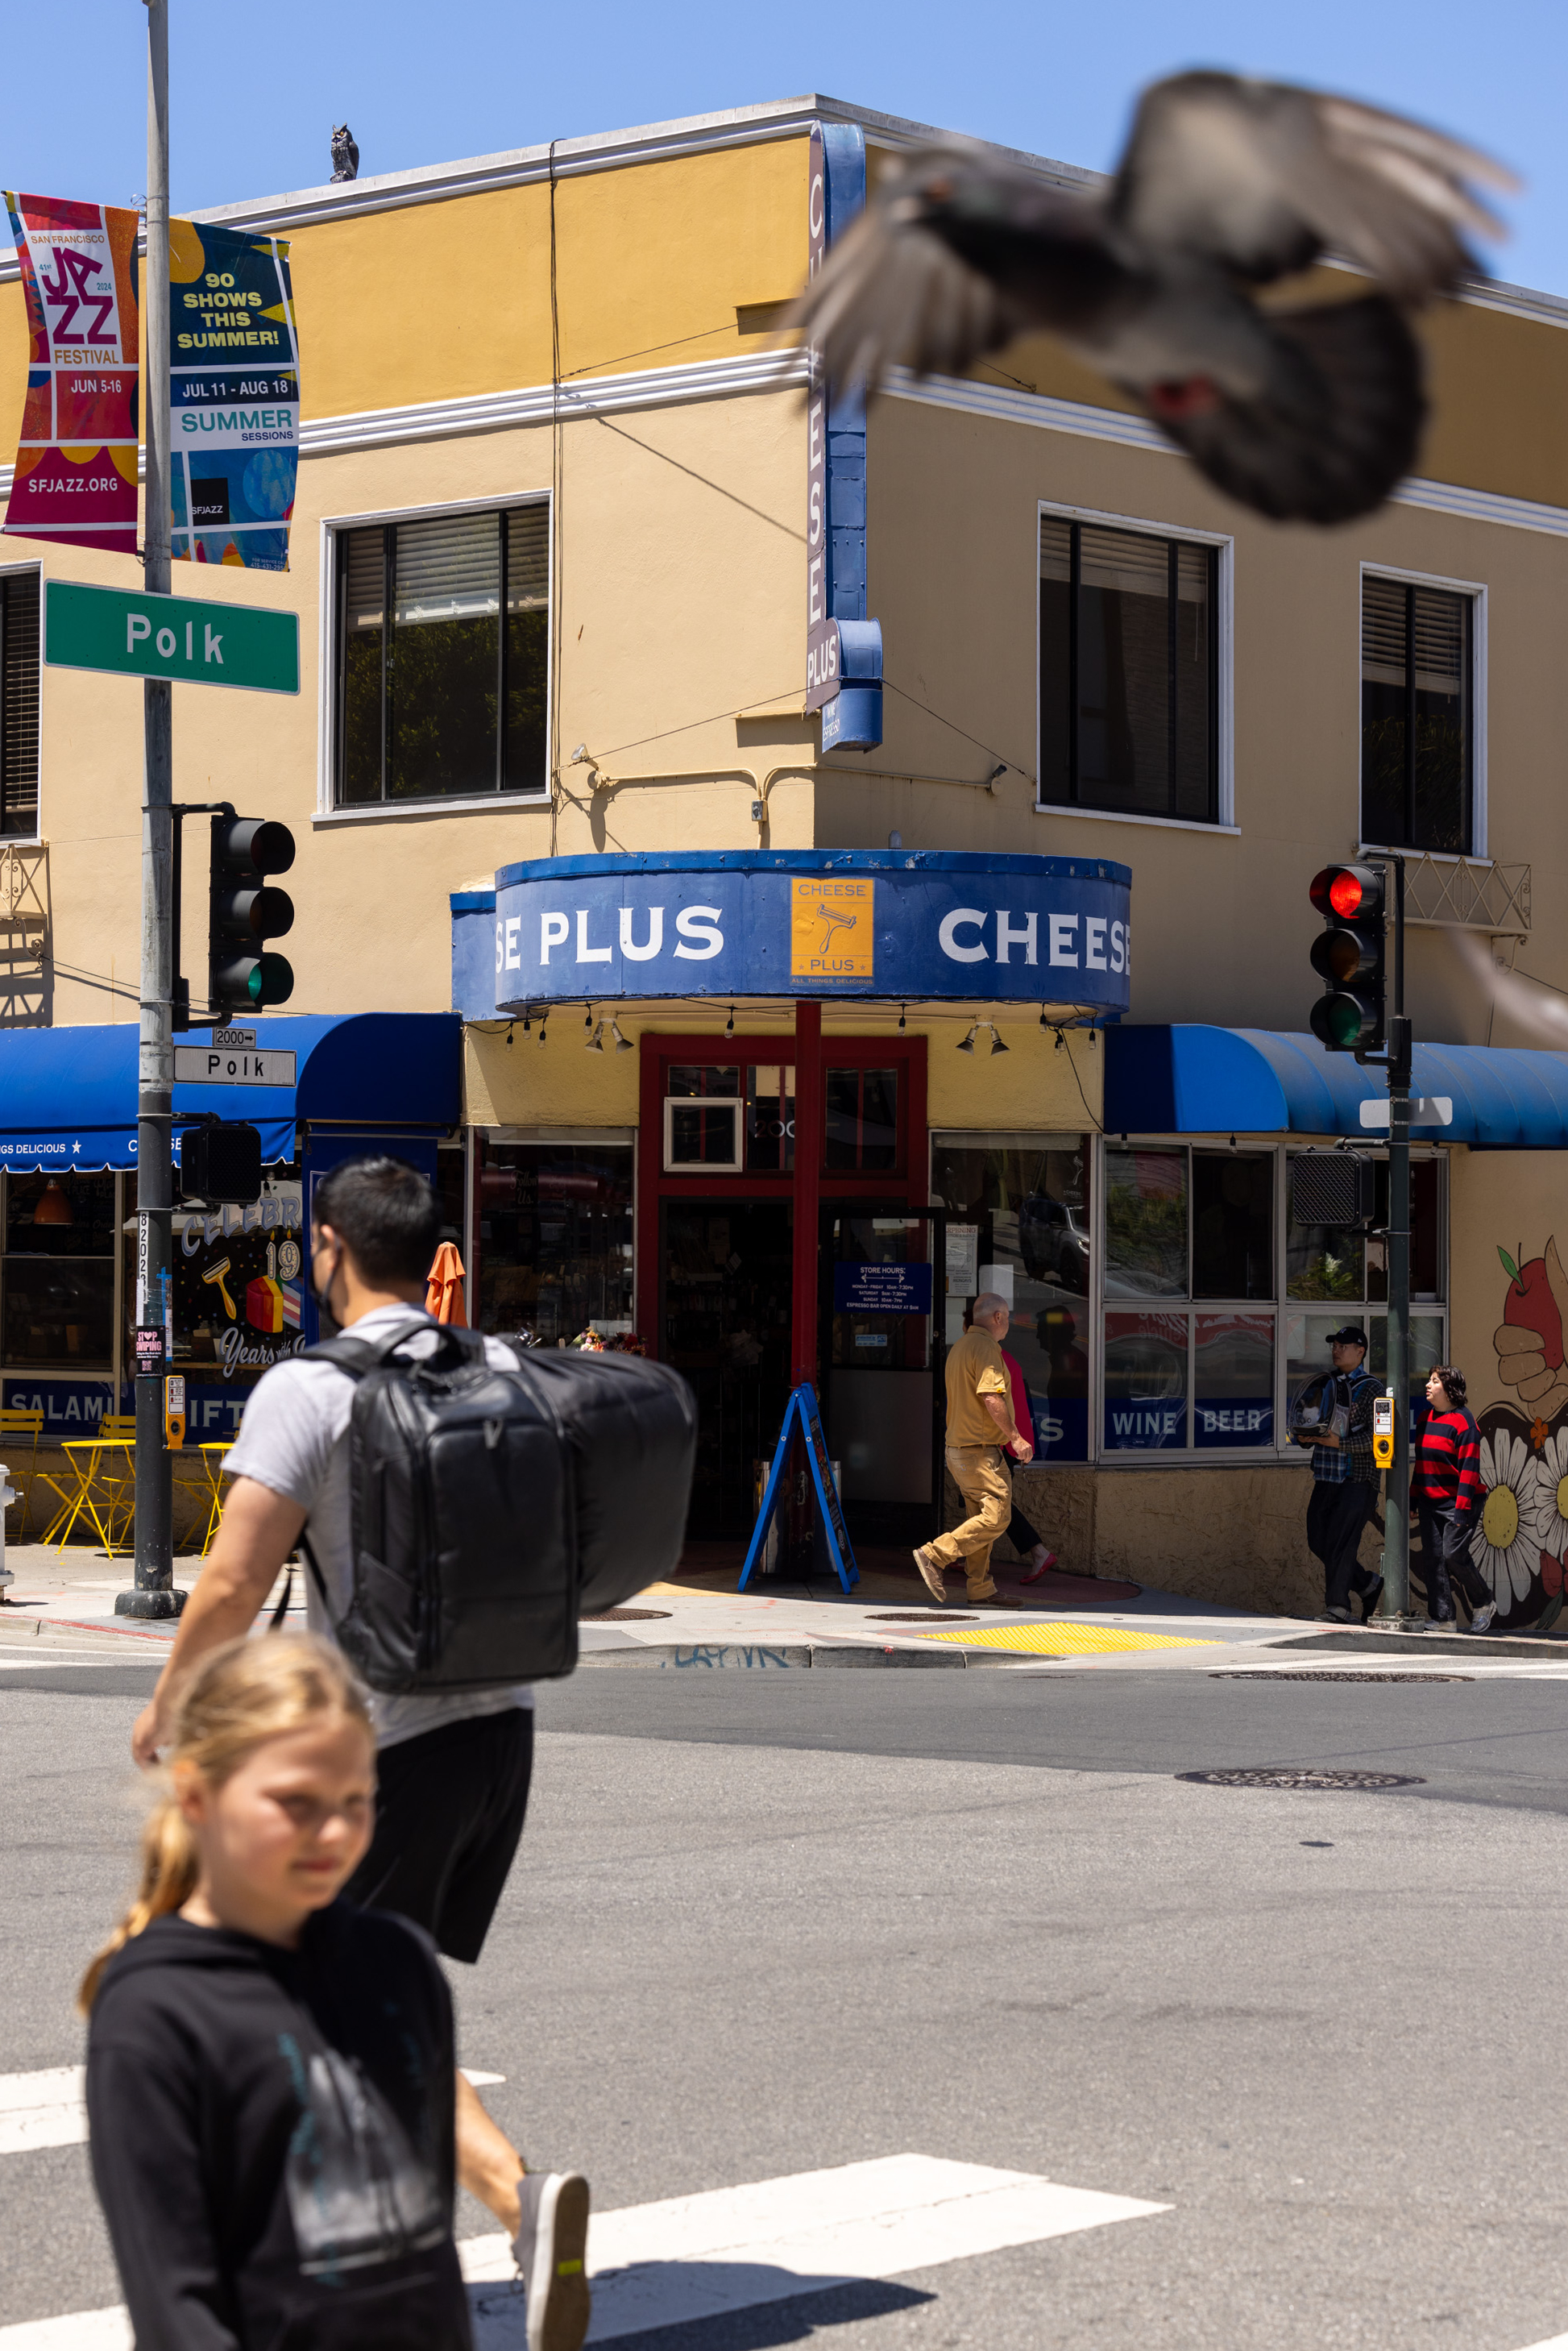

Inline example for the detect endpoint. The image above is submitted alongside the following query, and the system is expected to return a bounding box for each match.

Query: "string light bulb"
[725,1005,735,1036]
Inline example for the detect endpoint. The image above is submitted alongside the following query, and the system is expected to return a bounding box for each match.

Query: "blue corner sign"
[740,1382,859,1594]
[804,122,881,751]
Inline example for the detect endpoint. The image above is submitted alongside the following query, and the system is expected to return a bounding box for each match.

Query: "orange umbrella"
[425,1239,469,1327]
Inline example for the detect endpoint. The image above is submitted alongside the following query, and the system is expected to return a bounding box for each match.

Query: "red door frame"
[635,1018,928,1387]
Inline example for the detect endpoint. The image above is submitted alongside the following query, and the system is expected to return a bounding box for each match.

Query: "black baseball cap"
[1325,1325,1369,1348]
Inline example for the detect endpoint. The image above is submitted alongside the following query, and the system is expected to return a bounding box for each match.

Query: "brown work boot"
[912,1545,948,1604]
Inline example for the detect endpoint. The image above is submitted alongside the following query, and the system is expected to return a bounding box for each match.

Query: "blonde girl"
[83,1634,473,2350]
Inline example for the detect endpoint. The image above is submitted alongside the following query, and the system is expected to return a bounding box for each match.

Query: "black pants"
[1006,1457,1044,1560]
[1306,1480,1379,1612]
[1417,1502,1491,1621]
[343,1705,533,1964]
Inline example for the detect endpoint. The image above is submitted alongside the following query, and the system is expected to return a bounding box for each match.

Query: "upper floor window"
[1,570,40,838]
[1039,513,1218,824]
[334,502,548,806]
[1361,573,1474,854]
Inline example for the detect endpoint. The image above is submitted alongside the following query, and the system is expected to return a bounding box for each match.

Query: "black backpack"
[297,1325,696,1693]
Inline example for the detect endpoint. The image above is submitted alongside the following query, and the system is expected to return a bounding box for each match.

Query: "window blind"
[342,530,384,633]
[394,509,500,628]
[506,505,549,611]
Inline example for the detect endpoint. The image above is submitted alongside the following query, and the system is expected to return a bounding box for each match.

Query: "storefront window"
[1194,1312,1274,1448]
[164,1180,305,1377]
[1105,1148,1188,1297]
[475,1139,633,1342]
[1192,1152,1272,1299]
[825,1067,898,1171]
[1104,1310,1188,1449]
[2,1173,116,1367]
[746,1065,794,1173]
[931,1135,1091,1463]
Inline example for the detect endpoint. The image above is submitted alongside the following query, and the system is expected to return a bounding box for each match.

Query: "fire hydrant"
[0,1463,15,1597]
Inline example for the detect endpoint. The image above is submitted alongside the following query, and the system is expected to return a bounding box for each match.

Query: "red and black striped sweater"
[1414,1406,1484,1515]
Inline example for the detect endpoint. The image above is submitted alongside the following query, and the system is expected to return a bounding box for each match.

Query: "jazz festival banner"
[169,216,298,571]
[2,192,140,557]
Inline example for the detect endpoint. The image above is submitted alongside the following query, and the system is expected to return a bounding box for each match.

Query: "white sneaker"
[512,2171,591,2351]
[1469,1602,1497,1635]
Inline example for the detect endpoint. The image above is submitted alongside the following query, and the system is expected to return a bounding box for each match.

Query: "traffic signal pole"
[1381,854,1412,1620]
[120,0,180,1617]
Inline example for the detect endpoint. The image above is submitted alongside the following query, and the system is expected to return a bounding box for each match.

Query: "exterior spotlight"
[585,1021,605,1053]
[611,1018,634,1054]
[989,1024,1009,1056]
[957,1023,978,1055]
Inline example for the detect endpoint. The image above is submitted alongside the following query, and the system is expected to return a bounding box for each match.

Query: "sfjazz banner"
[2,193,140,556]
[170,216,298,571]
[488,849,1132,1012]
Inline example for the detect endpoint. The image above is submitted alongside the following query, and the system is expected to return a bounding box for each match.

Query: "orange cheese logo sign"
[790,878,873,982]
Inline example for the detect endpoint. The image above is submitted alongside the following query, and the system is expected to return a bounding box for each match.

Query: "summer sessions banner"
[2,192,140,557]
[170,215,298,572]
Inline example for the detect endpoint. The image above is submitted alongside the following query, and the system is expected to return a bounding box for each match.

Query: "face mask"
[309,1240,341,1314]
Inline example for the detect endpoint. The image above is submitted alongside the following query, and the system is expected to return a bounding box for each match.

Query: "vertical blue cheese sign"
[169,216,298,572]
[803,125,881,751]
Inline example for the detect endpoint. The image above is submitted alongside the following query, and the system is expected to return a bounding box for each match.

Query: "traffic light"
[180,1121,263,1206]
[209,813,295,1012]
[1308,862,1385,1053]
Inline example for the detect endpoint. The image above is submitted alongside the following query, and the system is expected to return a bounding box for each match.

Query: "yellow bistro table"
[183,1441,235,1557]
[44,1436,138,1556]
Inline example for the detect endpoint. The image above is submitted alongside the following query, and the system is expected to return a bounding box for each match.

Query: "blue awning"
[0,1013,462,1172]
[1104,1026,1568,1147]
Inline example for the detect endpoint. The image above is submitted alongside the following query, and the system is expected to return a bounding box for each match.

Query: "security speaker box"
[1291,1150,1375,1230]
[181,1122,263,1206]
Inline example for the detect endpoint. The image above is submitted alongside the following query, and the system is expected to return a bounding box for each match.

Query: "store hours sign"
[490,849,1132,1014]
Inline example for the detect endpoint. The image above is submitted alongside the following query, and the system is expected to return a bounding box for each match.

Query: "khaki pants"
[928,1445,1009,1597]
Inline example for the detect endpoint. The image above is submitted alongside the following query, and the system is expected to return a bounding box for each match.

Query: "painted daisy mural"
[1468,1426,1547,1607]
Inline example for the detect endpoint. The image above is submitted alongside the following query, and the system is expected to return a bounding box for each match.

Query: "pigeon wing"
[788,150,1127,401]
[1111,70,1515,299]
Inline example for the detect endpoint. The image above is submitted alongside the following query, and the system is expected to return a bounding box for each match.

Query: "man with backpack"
[131,1156,591,2351]
[1294,1323,1384,1625]
[1414,1363,1497,1632]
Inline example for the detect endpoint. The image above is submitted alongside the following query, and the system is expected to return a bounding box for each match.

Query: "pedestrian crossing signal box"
[164,1374,186,1452]
[1373,1390,1395,1469]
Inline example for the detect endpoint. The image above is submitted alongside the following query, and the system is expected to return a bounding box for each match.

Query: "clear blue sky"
[4,1,1562,293]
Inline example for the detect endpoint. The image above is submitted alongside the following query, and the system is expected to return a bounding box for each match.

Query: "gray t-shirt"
[226,1302,533,1751]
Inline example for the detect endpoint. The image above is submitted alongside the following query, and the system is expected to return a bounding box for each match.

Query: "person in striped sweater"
[1414,1365,1497,1634]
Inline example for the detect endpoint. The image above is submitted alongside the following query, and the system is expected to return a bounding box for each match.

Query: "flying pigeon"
[790,73,1516,524]
[330,124,359,184]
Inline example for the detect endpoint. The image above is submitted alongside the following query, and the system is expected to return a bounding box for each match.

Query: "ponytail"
[79,1633,371,2014]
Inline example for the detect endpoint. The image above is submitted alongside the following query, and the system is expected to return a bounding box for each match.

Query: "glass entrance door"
[819,1206,944,1546]
[660,1198,794,1535]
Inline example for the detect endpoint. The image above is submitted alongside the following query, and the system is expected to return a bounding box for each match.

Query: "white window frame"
[1090,1133,1449,1466]
[663,1097,743,1173]
[1035,500,1236,837]
[1357,562,1487,862]
[314,489,553,825]
[0,559,44,846]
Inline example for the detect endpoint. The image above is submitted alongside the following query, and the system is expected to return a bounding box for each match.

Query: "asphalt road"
[4,1658,1568,2349]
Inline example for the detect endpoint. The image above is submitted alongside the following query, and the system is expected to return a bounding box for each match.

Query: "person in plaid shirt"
[1414,1364,1496,1633]
[1295,1325,1383,1623]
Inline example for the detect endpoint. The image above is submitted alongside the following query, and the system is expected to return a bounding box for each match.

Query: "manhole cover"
[871,1611,977,1622]
[1176,1767,1425,1789]
[1211,1671,1471,1684]
[580,1608,673,1622]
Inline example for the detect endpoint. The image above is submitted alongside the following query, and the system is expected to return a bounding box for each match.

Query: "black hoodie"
[86,1900,472,2350]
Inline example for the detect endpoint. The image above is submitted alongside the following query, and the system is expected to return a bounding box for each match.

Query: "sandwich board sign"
[739,1381,858,1594]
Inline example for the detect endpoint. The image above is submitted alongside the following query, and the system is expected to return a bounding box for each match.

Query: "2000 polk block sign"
[43,577,300,694]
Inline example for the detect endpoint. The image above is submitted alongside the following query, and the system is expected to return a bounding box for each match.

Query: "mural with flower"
[1465,1240,1568,1630]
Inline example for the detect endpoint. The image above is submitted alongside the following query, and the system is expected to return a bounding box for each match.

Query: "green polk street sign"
[44,578,300,696]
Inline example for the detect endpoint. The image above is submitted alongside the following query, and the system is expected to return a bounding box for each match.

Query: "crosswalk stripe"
[0,2153,1167,2346]
[0,2071,86,2158]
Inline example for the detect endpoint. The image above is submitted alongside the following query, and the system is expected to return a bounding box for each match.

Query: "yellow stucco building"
[4,94,1568,1618]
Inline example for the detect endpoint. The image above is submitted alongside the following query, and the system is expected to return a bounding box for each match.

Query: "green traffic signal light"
[209,809,296,1016]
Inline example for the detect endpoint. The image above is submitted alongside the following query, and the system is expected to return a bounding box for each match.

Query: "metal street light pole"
[119,0,178,1615]
[1379,854,1412,1620]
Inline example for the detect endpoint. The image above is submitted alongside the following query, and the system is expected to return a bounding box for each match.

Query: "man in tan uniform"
[915,1291,1031,1604]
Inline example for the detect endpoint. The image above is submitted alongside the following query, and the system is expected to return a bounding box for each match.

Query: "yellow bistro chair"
[0,1407,45,1538]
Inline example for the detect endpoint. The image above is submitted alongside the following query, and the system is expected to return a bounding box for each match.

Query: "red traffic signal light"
[1309,863,1385,1054]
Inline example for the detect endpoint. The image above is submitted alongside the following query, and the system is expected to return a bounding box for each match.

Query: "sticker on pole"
[43,577,300,694]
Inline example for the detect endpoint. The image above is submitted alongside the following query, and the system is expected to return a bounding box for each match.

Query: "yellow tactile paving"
[916,1621,1222,1654]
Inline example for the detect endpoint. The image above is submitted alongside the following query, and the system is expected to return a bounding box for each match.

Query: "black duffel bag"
[299,1326,695,1693]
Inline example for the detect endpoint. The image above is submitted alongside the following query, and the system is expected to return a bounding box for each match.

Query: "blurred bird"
[790,73,1516,524]
[330,124,359,184]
